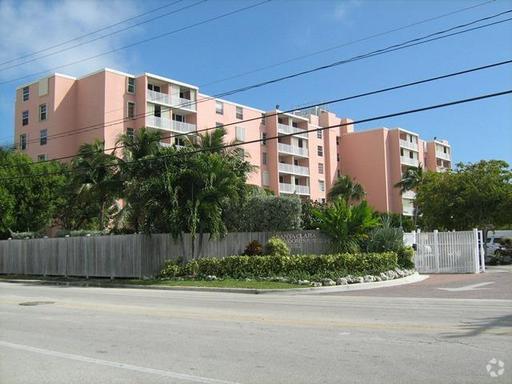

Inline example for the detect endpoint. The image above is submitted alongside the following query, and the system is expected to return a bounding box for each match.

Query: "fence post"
[473,228,480,274]
[433,229,440,273]
[479,230,486,273]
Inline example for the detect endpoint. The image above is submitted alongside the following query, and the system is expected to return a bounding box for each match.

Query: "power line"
[0,0,208,73]
[3,88,511,180]
[0,0,273,86]
[7,58,512,168]
[200,0,497,88]
[0,1,186,68]
[15,10,512,148]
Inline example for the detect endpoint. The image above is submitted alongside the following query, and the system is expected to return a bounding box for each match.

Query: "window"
[37,154,47,162]
[319,180,325,192]
[147,83,161,92]
[318,163,324,174]
[127,102,135,119]
[22,86,29,101]
[317,129,322,139]
[235,126,245,142]
[261,113,266,125]
[262,152,267,165]
[236,106,243,120]
[173,113,184,122]
[317,145,323,157]
[20,134,27,150]
[174,137,185,147]
[292,122,298,128]
[38,78,48,96]
[400,148,404,156]
[444,147,448,154]
[22,111,29,126]
[262,132,267,145]
[262,171,270,186]
[337,153,340,162]
[40,129,47,146]
[298,139,303,148]
[154,104,161,117]
[127,128,134,139]
[39,104,47,121]
[337,170,341,177]
[409,151,414,159]
[336,136,340,146]
[216,100,224,115]
[216,122,223,128]
[127,77,136,93]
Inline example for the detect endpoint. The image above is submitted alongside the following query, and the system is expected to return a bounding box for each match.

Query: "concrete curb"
[0,273,428,295]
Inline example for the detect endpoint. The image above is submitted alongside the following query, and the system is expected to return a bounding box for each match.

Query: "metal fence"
[414,229,485,273]
[0,231,330,278]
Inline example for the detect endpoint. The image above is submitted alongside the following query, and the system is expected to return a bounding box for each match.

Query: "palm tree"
[395,164,424,227]
[327,175,365,204]
[71,140,120,230]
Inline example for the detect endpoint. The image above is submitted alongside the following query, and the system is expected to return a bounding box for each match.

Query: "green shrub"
[366,217,404,253]
[159,252,398,280]
[264,236,290,256]
[397,246,414,269]
[243,240,263,256]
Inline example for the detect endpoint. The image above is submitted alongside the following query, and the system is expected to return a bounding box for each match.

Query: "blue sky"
[0,0,511,164]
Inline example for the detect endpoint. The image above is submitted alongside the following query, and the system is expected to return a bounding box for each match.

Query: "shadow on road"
[443,314,512,338]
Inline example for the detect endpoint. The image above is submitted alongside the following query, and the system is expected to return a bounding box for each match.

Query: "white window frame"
[262,152,267,165]
[127,102,136,119]
[317,129,322,139]
[127,77,136,93]
[236,106,243,120]
[37,154,47,162]
[216,100,224,115]
[319,180,325,192]
[318,163,324,174]
[262,132,267,145]
[22,86,29,102]
[235,126,245,142]
[20,134,27,150]
[22,110,29,126]
[317,145,323,157]
[40,129,47,146]
[39,104,47,121]
[126,128,134,139]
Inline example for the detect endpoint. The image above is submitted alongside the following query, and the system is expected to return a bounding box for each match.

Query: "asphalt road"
[0,269,511,384]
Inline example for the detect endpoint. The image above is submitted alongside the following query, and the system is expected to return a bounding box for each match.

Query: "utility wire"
[0,0,208,72]
[0,1,187,67]
[2,89,511,180]
[0,0,273,86]
[15,10,512,148]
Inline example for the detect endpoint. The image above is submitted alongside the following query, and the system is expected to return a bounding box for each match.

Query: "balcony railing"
[277,124,308,139]
[436,150,451,161]
[399,139,418,151]
[279,183,310,195]
[402,190,416,200]
[436,166,450,173]
[278,143,309,157]
[400,156,419,167]
[147,91,197,111]
[278,163,309,176]
[146,116,196,133]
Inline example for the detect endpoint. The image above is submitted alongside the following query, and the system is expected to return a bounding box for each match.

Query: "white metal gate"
[414,229,485,273]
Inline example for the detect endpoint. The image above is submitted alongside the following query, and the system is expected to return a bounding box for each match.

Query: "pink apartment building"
[14,68,451,216]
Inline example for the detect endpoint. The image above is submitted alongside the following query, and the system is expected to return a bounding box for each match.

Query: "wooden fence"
[0,231,330,278]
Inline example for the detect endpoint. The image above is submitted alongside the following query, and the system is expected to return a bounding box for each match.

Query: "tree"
[395,164,425,227]
[70,140,120,230]
[0,149,68,237]
[313,197,379,253]
[327,175,365,203]
[416,160,512,232]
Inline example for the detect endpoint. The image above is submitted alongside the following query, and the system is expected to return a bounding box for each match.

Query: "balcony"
[399,139,418,151]
[436,166,450,172]
[278,124,308,139]
[402,190,416,200]
[279,183,310,195]
[278,143,309,157]
[278,163,309,176]
[436,150,451,161]
[147,90,196,111]
[400,156,419,167]
[146,116,196,133]
[402,204,414,217]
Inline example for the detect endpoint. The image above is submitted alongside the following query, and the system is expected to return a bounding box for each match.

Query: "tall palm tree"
[395,164,424,227]
[71,140,120,230]
[327,175,365,204]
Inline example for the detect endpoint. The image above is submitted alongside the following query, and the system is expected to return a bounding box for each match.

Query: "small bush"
[397,246,414,269]
[264,236,290,256]
[243,240,263,256]
[159,252,398,280]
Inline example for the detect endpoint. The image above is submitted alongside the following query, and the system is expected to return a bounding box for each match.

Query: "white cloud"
[0,0,142,82]
[332,0,361,21]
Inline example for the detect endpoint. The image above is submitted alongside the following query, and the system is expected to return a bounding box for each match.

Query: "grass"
[124,278,305,289]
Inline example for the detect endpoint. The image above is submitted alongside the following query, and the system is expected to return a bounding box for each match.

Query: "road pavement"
[0,267,510,383]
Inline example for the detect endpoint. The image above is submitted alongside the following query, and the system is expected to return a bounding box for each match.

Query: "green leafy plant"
[264,236,290,256]
[313,198,379,253]
[366,216,404,253]
[243,240,263,256]
[397,246,415,269]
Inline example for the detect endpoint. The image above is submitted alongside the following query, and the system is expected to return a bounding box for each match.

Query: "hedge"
[160,252,398,281]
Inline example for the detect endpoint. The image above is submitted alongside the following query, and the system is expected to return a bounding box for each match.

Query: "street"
[0,268,511,383]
